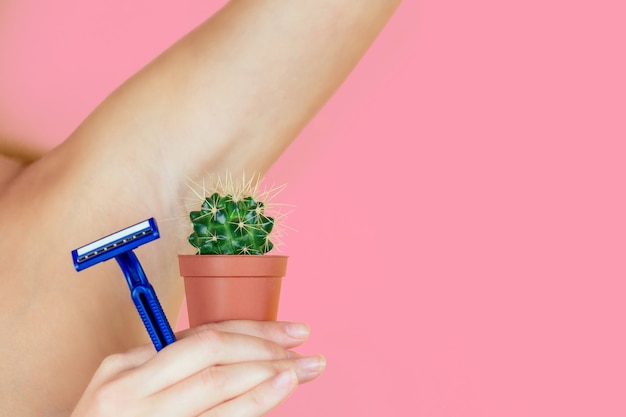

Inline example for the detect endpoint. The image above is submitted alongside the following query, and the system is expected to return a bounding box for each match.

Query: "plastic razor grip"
[132,286,176,351]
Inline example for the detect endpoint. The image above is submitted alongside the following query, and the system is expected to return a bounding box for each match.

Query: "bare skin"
[0,0,401,415]
[70,320,324,417]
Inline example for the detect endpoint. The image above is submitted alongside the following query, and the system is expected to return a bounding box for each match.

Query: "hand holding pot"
[71,321,325,417]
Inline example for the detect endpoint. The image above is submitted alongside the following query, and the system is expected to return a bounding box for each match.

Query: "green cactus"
[188,192,274,255]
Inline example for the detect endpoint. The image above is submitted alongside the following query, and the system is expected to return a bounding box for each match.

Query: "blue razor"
[71,218,176,351]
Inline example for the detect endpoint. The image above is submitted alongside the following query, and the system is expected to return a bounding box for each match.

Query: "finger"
[200,369,299,417]
[131,327,294,396]
[90,344,157,385]
[145,355,326,417]
[176,320,311,349]
[76,344,159,411]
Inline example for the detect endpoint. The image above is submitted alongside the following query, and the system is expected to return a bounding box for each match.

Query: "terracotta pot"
[178,255,288,327]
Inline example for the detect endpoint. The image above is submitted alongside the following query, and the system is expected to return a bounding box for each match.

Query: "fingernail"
[285,323,310,339]
[272,369,297,390]
[296,355,326,379]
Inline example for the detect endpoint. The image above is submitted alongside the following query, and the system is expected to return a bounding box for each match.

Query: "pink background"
[2,1,626,415]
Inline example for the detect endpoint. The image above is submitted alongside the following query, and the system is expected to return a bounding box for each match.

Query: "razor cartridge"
[71,218,176,351]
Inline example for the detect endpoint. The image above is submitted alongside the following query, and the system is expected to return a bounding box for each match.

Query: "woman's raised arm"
[0,1,401,413]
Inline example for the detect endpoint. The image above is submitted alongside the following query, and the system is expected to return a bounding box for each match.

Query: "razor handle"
[116,251,176,351]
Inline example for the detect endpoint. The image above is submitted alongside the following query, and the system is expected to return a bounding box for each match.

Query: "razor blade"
[71,218,176,351]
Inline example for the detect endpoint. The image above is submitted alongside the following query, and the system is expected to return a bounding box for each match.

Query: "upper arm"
[54,0,402,208]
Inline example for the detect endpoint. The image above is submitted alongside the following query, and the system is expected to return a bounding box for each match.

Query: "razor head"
[72,218,160,271]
